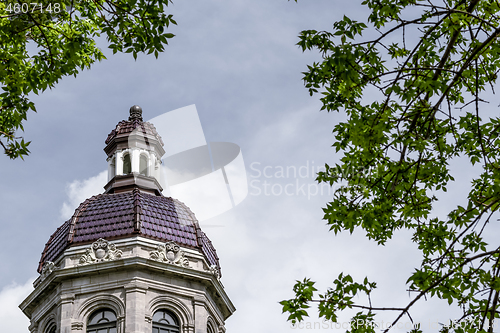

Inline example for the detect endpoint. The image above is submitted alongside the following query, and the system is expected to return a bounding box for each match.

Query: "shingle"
[38,190,220,276]
[105,120,164,146]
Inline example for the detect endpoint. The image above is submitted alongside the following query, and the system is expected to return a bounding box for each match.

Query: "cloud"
[0,279,35,333]
[60,171,107,220]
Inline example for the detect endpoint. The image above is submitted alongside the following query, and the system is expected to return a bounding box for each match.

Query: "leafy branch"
[0,0,177,159]
[283,0,500,332]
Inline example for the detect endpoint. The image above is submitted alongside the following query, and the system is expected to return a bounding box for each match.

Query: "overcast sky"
[0,0,494,332]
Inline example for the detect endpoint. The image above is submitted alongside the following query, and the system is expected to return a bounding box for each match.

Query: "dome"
[22,107,235,333]
[105,119,164,146]
[39,106,220,277]
[38,188,220,275]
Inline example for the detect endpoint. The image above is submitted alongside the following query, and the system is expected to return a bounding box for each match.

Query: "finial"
[129,105,143,121]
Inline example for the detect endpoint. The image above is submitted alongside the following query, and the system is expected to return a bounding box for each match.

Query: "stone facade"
[20,237,233,333]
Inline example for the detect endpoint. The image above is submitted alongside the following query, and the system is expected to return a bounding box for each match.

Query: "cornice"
[21,250,235,319]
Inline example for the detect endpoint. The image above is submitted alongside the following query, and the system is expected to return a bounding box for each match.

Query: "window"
[45,323,57,333]
[123,154,131,174]
[87,309,117,333]
[207,324,215,333]
[152,309,180,333]
[140,155,148,176]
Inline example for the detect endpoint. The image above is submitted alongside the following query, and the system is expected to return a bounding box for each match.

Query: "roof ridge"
[133,188,142,233]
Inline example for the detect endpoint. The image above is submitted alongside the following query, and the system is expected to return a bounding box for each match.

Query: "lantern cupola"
[104,105,165,195]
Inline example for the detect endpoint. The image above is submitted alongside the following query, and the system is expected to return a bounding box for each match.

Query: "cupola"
[104,105,166,195]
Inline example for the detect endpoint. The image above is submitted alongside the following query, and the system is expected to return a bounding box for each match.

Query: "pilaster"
[124,281,148,333]
[58,294,75,333]
[193,296,208,333]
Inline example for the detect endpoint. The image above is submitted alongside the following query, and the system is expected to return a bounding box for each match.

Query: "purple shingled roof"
[105,119,164,146]
[38,189,220,275]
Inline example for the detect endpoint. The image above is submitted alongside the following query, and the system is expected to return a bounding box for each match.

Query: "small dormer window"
[123,154,131,174]
[140,155,148,176]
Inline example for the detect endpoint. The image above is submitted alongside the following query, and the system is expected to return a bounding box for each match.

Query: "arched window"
[207,324,215,333]
[123,154,131,174]
[152,309,180,333]
[45,322,57,333]
[87,308,117,333]
[140,154,148,176]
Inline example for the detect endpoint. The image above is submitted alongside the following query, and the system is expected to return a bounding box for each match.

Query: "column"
[131,149,140,174]
[154,154,162,182]
[116,151,124,176]
[107,156,115,181]
[150,153,156,179]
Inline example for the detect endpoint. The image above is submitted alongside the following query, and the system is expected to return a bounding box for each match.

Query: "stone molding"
[79,238,123,265]
[23,256,234,320]
[148,294,195,327]
[124,281,149,294]
[182,324,195,333]
[40,261,55,280]
[208,265,220,280]
[28,323,38,333]
[59,294,76,305]
[150,241,189,267]
[71,322,84,330]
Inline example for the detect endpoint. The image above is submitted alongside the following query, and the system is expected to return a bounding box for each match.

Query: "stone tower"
[20,106,235,333]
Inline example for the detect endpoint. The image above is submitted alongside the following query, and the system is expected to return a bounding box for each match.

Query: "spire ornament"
[129,105,143,121]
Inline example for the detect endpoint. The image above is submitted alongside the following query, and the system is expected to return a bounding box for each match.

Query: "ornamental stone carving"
[40,261,55,280]
[150,241,189,267]
[208,264,220,280]
[79,238,122,265]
